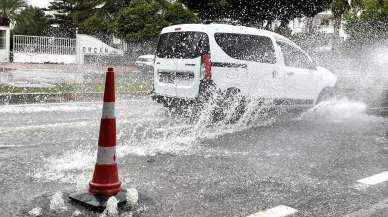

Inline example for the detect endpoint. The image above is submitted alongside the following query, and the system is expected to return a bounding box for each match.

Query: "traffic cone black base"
[69,189,127,212]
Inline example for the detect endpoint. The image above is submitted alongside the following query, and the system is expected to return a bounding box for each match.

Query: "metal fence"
[13,35,76,55]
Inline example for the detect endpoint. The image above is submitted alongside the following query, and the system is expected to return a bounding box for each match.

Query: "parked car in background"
[152,23,337,120]
[135,55,155,72]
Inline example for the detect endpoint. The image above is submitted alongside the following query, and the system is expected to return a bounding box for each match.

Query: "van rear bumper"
[151,80,215,106]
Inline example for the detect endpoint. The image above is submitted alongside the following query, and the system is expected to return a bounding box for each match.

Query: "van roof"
[161,23,297,47]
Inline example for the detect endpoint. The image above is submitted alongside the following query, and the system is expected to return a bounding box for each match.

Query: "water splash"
[71,209,82,217]
[126,188,139,207]
[32,148,94,189]
[28,207,42,217]
[49,191,67,212]
[299,97,382,122]
[32,97,282,184]
[100,197,119,217]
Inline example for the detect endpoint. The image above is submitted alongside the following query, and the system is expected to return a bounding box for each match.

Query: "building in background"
[288,10,348,40]
[0,26,10,62]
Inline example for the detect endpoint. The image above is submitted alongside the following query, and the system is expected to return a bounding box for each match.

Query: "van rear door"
[154,31,209,99]
[154,33,177,97]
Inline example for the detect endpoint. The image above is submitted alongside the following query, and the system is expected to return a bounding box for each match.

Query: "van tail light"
[201,52,212,80]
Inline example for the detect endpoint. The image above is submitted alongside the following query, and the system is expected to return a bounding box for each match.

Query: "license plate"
[159,72,175,84]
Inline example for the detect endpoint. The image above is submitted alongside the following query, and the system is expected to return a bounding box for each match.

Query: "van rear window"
[156,32,209,59]
[214,33,276,64]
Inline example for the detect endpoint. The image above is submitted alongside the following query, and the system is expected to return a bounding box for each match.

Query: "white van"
[151,23,337,116]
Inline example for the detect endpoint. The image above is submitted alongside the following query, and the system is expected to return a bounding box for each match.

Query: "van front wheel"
[316,87,336,104]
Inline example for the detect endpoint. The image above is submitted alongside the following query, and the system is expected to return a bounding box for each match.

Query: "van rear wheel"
[213,88,246,123]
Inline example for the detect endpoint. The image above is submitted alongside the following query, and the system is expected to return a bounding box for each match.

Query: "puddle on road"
[31,98,280,185]
[0,102,100,114]
[31,97,385,186]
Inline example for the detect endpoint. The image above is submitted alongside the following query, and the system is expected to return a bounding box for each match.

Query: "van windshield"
[156,31,209,59]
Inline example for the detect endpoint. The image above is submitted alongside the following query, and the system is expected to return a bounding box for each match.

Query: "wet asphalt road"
[0,97,387,217]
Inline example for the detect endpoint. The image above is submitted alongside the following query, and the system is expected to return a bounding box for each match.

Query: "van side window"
[156,32,209,59]
[214,33,276,64]
[277,41,313,69]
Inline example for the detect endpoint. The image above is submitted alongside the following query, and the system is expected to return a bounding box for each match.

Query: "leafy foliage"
[0,0,27,26]
[114,0,166,40]
[13,6,51,36]
[181,0,330,27]
[164,2,198,25]
[179,0,228,20]
[345,0,388,45]
[46,0,197,40]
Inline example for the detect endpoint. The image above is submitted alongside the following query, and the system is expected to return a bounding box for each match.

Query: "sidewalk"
[0,91,150,104]
[0,63,151,104]
[0,63,137,73]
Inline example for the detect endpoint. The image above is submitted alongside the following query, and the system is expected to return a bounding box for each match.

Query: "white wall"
[12,33,124,64]
[0,26,10,62]
[13,53,76,64]
[76,34,124,64]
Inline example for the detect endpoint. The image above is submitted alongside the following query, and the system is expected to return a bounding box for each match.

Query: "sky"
[27,0,52,8]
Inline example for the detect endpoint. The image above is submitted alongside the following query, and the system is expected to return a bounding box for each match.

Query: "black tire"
[316,87,336,104]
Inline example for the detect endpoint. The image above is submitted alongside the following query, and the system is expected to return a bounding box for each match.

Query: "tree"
[331,0,349,38]
[345,0,388,46]
[182,0,330,29]
[47,0,79,37]
[114,0,166,40]
[179,0,228,20]
[114,0,197,41]
[164,2,198,25]
[47,0,102,37]
[0,0,27,26]
[13,6,51,35]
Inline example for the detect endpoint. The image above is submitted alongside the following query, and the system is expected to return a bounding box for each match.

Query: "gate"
[13,35,77,64]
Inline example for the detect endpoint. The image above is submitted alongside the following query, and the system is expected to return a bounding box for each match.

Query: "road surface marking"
[247,205,298,217]
[343,198,388,217]
[357,171,388,185]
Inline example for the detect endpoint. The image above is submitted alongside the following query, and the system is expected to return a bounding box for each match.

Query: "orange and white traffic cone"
[89,67,120,196]
[70,67,127,210]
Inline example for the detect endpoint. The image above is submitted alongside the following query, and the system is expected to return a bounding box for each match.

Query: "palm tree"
[0,0,27,26]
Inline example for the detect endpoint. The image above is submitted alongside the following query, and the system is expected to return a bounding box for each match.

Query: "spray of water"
[100,196,119,217]
[300,97,383,122]
[31,41,388,185]
[28,207,42,217]
[49,191,67,212]
[71,209,82,217]
[126,188,139,207]
[31,96,281,185]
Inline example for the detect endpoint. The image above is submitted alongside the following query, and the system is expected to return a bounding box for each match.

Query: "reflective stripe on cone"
[96,146,116,164]
[102,102,115,119]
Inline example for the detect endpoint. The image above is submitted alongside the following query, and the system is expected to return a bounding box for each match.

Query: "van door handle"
[156,62,160,65]
[287,72,294,76]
